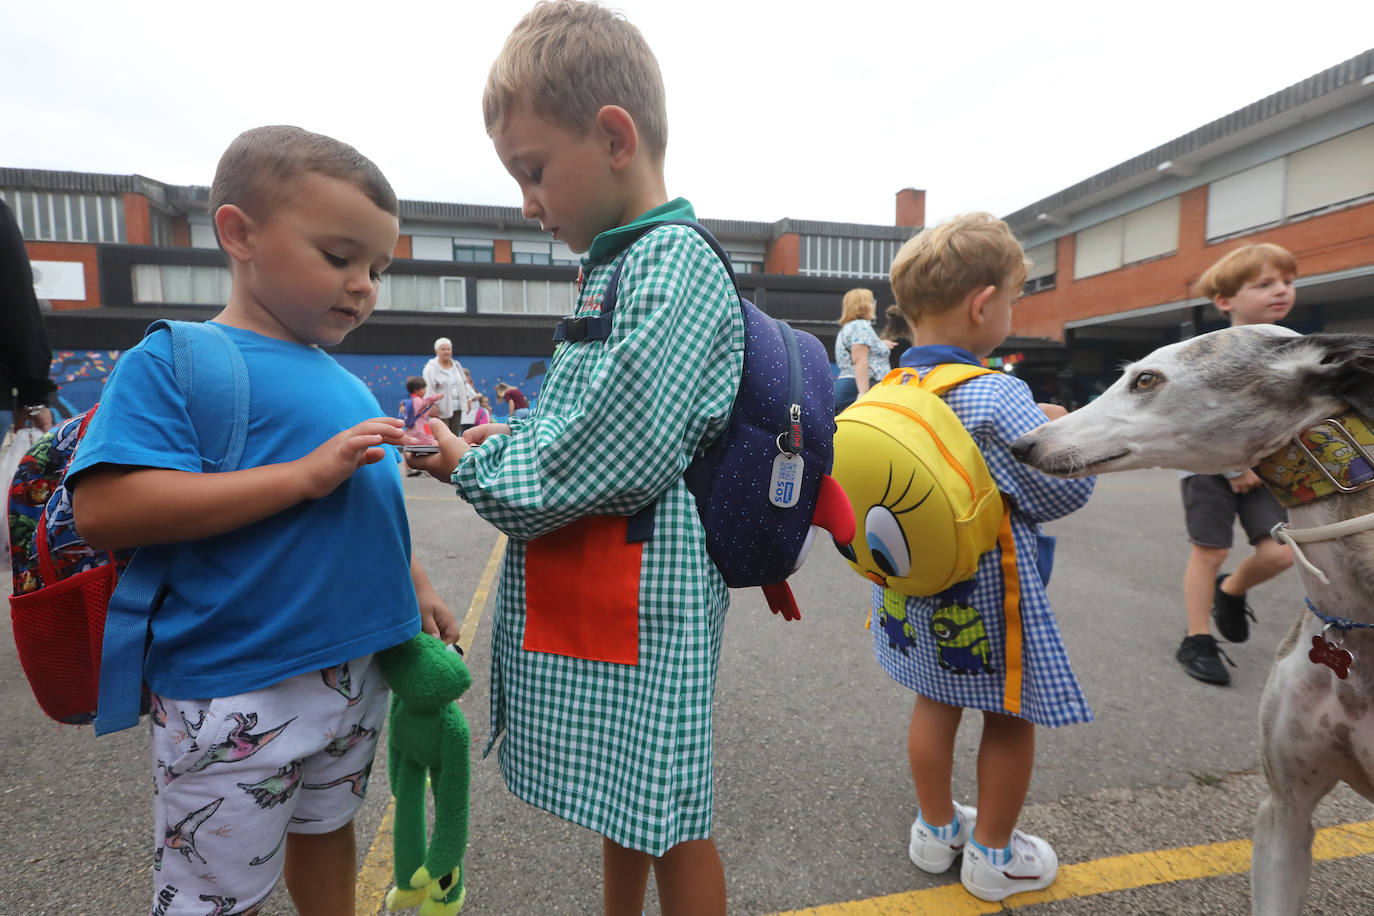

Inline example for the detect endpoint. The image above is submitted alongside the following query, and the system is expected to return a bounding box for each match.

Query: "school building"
[2,168,933,416]
[6,46,1372,415]
[1005,46,1374,405]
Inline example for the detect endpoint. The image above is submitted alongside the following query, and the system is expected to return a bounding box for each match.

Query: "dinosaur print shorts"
[148,654,389,915]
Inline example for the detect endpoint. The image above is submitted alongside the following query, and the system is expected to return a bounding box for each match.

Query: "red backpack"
[7,320,249,731]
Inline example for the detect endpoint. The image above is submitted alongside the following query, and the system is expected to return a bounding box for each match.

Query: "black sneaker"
[1176,634,1234,685]
[1211,574,1256,643]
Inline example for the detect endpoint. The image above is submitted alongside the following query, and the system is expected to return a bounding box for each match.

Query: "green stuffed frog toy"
[376,632,472,915]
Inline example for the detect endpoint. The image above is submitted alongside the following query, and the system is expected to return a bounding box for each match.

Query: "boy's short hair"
[208,126,398,242]
[483,0,668,160]
[839,288,876,325]
[1197,242,1297,300]
[889,212,1030,322]
[405,376,426,394]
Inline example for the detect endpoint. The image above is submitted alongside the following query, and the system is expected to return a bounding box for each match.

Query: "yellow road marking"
[460,533,507,654]
[355,802,396,916]
[355,533,508,911]
[767,819,1374,915]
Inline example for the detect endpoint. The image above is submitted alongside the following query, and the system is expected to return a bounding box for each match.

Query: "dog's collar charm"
[1256,414,1374,509]
[1306,598,1374,679]
[1310,634,1354,679]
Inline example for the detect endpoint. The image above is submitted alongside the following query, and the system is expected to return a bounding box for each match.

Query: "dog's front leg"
[1251,651,1335,916]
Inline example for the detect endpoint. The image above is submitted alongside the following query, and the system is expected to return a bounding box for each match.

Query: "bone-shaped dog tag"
[1309,635,1354,679]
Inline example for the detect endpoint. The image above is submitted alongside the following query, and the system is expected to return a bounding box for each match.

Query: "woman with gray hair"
[421,337,469,435]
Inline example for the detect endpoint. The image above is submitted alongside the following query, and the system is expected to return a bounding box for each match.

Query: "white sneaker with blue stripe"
[908,802,976,873]
[960,829,1059,901]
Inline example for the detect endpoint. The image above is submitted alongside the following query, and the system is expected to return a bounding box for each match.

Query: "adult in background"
[833,287,890,414]
[422,337,470,435]
[881,302,913,369]
[458,367,481,433]
[1,199,56,433]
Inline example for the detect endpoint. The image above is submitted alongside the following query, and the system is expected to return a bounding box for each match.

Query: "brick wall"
[765,233,799,275]
[24,240,100,310]
[1012,192,1374,341]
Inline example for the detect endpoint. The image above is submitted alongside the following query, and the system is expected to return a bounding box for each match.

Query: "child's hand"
[1038,402,1068,421]
[405,418,470,481]
[299,417,406,500]
[1229,469,1263,493]
[464,422,513,446]
[416,578,460,644]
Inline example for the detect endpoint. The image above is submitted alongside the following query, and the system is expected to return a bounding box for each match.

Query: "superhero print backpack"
[7,319,249,732]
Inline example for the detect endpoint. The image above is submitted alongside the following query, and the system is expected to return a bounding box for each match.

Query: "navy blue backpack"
[553,220,854,619]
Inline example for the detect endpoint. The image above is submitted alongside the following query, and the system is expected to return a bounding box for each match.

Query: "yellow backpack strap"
[918,363,996,396]
[995,509,1023,716]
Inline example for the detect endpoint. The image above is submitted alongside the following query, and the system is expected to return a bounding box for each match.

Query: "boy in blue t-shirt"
[68,125,457,915]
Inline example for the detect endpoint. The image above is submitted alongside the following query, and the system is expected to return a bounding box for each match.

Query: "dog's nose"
[1010,436,1035,463]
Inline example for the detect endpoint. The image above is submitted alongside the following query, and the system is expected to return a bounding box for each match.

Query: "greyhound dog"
[1010,324,1374,916]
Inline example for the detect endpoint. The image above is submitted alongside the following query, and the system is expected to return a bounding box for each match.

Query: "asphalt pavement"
[3,468,1371,914]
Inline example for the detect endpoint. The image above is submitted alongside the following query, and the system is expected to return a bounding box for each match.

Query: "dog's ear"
[1296,334,1374,418]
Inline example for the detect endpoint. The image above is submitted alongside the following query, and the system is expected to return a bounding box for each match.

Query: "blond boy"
[69,125,457,914]
[883,213,1094,902]
[1175,243,1297,685]
[409,3,744,914]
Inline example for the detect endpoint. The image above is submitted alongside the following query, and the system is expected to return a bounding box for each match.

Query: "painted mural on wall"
[46,349,547,421]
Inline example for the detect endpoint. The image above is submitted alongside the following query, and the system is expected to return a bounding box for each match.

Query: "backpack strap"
[917,363,995,396]
[553,218,739,343]
[94,320,250,734]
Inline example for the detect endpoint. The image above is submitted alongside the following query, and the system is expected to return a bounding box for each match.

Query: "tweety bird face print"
[830,367,1004,597]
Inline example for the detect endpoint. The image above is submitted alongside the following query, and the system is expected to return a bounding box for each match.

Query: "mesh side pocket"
[9,563,116,725]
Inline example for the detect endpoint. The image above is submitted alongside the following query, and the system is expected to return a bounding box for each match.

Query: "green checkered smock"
[453,199,746,854]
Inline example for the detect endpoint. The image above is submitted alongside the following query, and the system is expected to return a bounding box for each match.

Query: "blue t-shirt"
[68,323,419,700]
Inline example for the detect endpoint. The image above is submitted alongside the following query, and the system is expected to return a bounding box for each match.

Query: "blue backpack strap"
[94,320,249,734]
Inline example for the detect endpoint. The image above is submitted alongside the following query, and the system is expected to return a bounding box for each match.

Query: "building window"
[1284,124,1374,218]
[1023,241,1057,294]
[798,235,901,279]
[0,189,125,243]
[373,274,455,311]
[512,240,552,265]
[476,278,579,313]
[1206,160,1285,240]
[150,210,174,247]
[454,243,494,263]
[1073,196,1180,280]
[190,221,218,249]
[132,264,232,304]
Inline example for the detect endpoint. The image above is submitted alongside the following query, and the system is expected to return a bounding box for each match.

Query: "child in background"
[494,380,531,420]
[409,3,744,912]
[1174,243,1296,685]
[68,125,457,915]
[473,394,492,427]
[883,212,1094,903]
[399,375,441,449]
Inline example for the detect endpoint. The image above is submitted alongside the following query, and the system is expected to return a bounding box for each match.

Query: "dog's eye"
[1132,371,1161,391]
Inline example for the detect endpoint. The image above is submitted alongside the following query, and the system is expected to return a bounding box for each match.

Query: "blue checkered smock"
[453,209,745,855]
[872,361,1096,727]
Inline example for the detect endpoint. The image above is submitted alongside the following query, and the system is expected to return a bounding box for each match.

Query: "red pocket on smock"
[524,515,641,665]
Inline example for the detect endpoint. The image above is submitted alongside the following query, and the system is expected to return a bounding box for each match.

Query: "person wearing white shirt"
[421,337,469,435]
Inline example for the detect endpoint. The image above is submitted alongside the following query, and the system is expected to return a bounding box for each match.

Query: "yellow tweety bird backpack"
[831,365,1008,597]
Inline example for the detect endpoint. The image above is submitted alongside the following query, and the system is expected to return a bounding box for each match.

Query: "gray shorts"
[1181,474,1288,549]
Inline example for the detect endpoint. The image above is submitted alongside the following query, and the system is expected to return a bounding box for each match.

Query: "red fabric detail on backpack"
[523,515,641,665]
[9,562,115,724]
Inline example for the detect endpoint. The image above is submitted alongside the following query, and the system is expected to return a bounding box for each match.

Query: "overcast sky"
[4,1,1372,228]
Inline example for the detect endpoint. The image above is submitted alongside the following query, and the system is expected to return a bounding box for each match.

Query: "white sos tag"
[769,452,804,508]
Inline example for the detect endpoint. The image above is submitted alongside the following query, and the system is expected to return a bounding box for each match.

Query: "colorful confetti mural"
[45,350,547,421]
